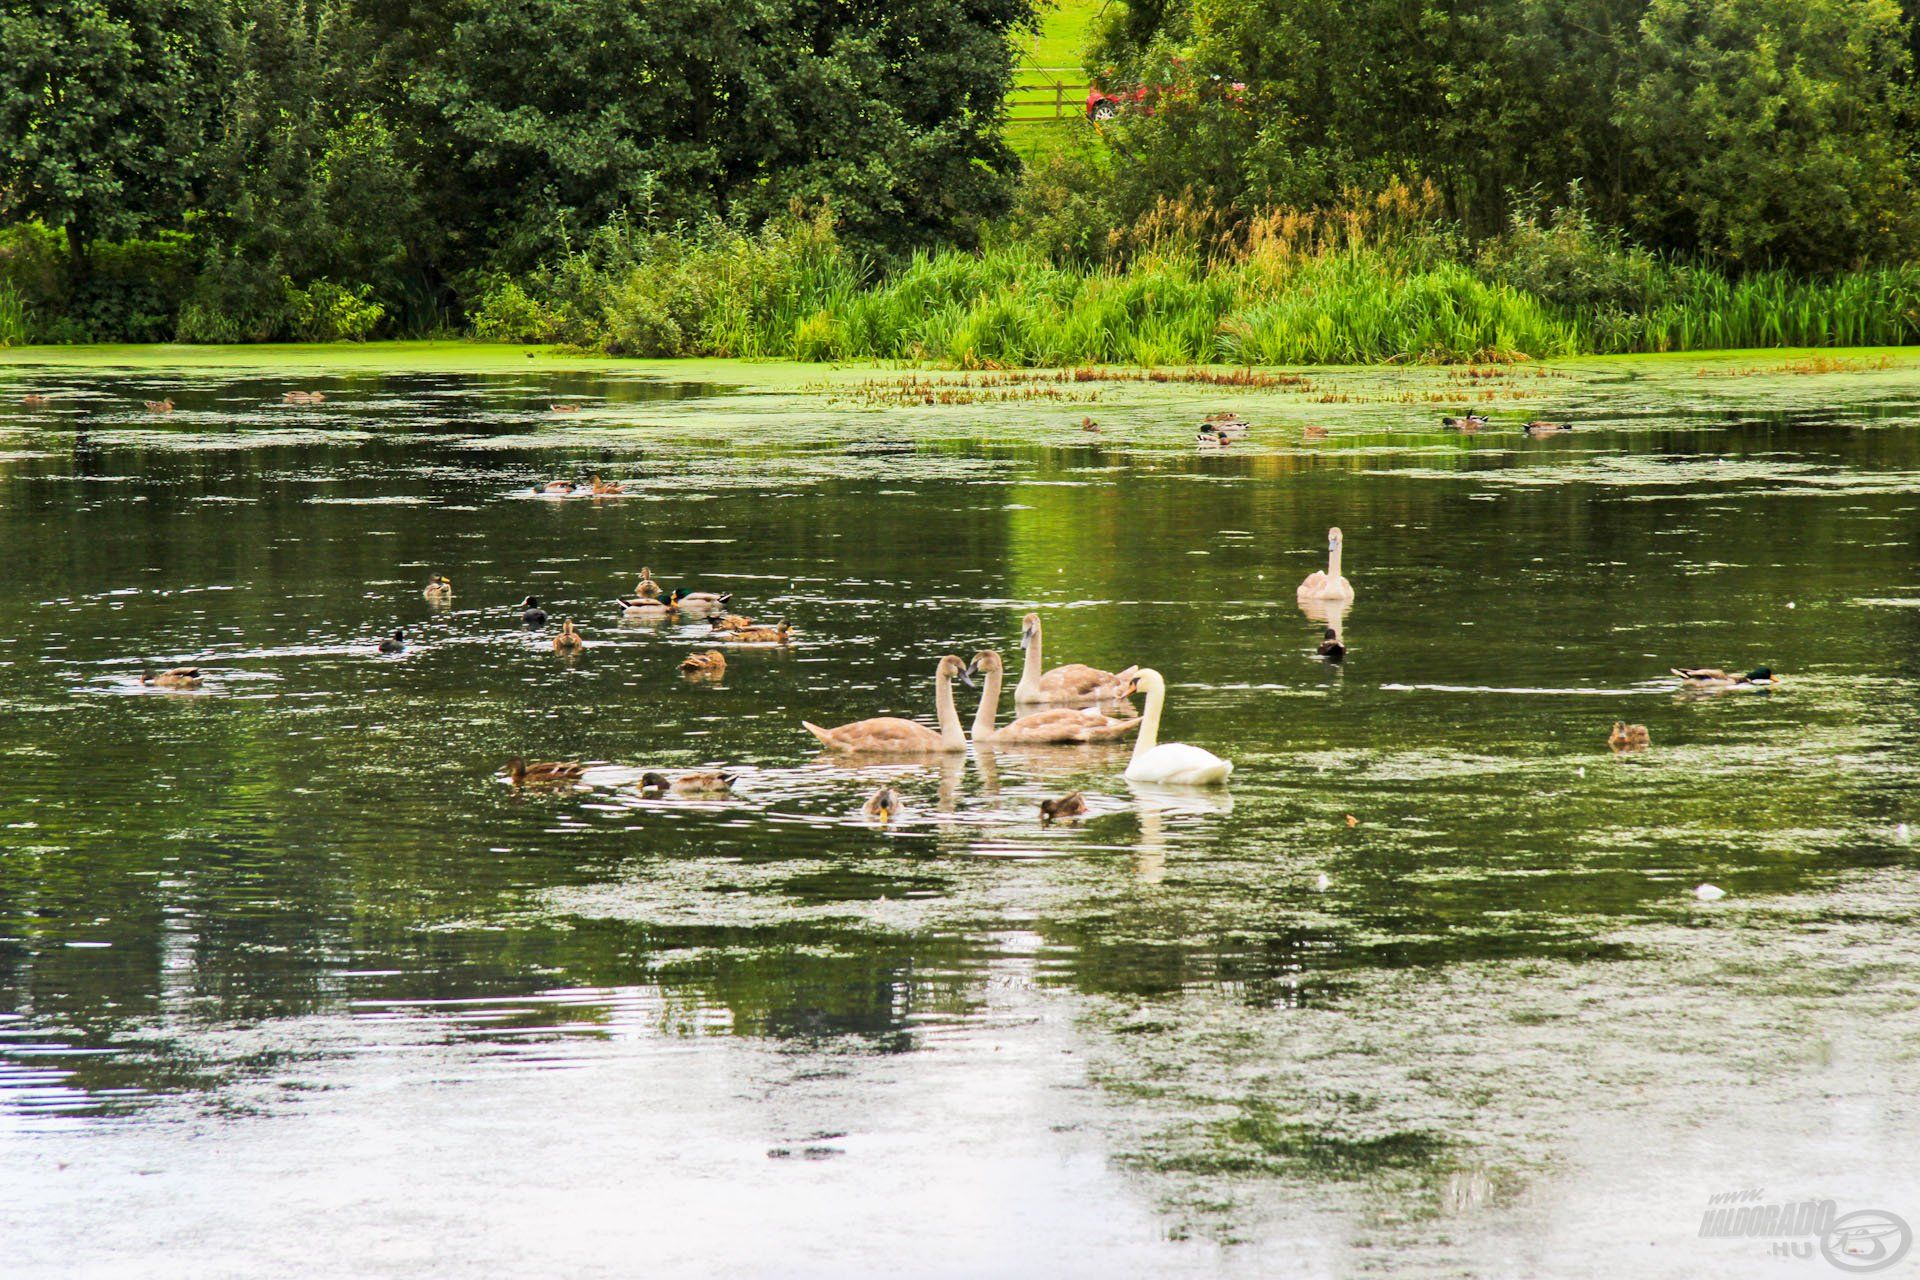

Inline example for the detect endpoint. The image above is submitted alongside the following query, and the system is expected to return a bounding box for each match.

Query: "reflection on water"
[2,358,1919,1274]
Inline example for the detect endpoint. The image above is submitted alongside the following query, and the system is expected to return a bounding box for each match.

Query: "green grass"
[1015,0,1104,72]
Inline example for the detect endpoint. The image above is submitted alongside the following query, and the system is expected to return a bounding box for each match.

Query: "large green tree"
[1087,0,1920,268]
[0,0,225,280]
[1616,0,1920,269]
[414,0,1036,266]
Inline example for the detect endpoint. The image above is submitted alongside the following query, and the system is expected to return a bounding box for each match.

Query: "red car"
[1086,71,1247,122]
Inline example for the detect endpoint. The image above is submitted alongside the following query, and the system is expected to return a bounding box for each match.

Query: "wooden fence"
[1006,67,1091,126]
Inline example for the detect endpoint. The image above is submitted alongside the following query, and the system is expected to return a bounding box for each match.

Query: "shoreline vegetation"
[7,201,1919,369]
[8,1,1920,368]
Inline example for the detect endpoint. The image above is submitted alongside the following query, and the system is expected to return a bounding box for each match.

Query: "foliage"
[0,0,227,267]
[414,0,1036,268]
[1087,0,1920,271]
[1616,0,1920,270]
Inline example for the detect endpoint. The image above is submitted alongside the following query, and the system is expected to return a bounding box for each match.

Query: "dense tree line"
[1082,0,1920,271]
[0,0,1915,344]
[0,0,1033,339]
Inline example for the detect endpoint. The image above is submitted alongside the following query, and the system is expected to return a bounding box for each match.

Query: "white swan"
[1297,526,1355,601]
[1122,670,1233,785]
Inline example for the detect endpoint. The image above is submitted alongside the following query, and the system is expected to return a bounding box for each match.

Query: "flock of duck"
[96,391,1783,826]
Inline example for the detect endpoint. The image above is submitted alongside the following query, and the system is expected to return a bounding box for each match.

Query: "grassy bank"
[464,209,1920,367]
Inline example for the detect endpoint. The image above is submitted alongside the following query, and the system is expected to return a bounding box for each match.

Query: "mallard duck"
[1081,416,1100,433]
[145,398,174,413]
[639,770,735,796]
[535,479,576,495]
[1609,721,1651,751]
[1196,426,1231,447]
[680,650,727,677]
[674,586,732,612]
[1303,424,1329,440]
[709,614,753,633]
[631,569,662,600]
[862,786,903,822]
[422,574,453,601]
[736,621,792,644]
[140,666,203,689]
[550,403,581,414]
[281,390,326,404]
[1523,420,1570,436]
[20,394,49,407]
[1040,791,1088,824]
[1317,626,1347,661]
[1672,666,1779,688]
[377,628,407,654]
[552,619,584,653]
[1441,413,1487,430]
[617,587,681,616]
[518,596,547,626]
[589,475,624,495]
[1203,411,1249,435]
[503,757,585,786]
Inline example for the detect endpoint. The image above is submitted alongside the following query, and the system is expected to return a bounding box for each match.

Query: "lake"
[1,346,1917,1277]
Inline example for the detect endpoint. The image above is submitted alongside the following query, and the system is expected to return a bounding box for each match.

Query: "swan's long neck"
[1130,676,1165,763]
[971,663,1003,741]
[935,669,966,749]
[1016,624,1042,700]
[1328,541,1343,581]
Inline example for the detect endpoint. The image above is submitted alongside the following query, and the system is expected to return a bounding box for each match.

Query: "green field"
[1015,0,1104,72]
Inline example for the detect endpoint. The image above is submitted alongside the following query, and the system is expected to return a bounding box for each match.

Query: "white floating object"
[1314,873,1331,892]
[1787,602,1796,609]
[1897,823,1911,842]
[1577,766,1587,778]
[1694,883,1727,901]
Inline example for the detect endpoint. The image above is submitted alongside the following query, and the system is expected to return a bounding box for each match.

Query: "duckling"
[503,757,585,786]
[679,650,727,677]
[552,619,584,654]
[1523,420,1570,436]
[1081,416,1100,433]
[144,398,174,413]
[422,574,453,601]
[550,403,581,414]
[1671,666,1779,688]
[1039,791,1088,824]
[518,596,547,626]
[140,666,203,689]
[377,628,407,654]
[736,621,792,644]
[862,785,903,823]
[1609,721,1651,751]
[617,587,681,617]
[1441,413,1487,430]
[589,475,624,495]
[20,394,49,407]
[639,770,735,796]
[1317,627,1347,661]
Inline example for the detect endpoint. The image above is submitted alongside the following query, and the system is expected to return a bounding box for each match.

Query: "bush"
[287,279,383,342]
[1476,195,1665,314]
